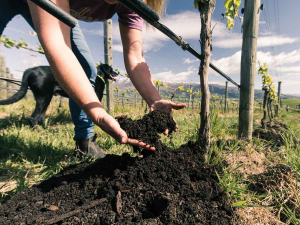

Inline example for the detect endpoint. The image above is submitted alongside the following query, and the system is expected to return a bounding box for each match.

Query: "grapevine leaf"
[224,0,242,30]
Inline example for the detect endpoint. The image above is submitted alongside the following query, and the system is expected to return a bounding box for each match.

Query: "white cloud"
[214,35,300,49]
[113,44,123,53]
[210,49,300,77]
[152,66,198,82]
[21,59,39,67]
[142,11,299,51]
[82,10,300,53]
[258,36,300,48]
[209,49,300,94]
[256,50,300,73]
[108,10,232,53]
[275,66,300,73]
[183,58,199,64]
[141,11,233,52]
[81,28,103,36]
[277,76,300,95]
[211,51,242,76]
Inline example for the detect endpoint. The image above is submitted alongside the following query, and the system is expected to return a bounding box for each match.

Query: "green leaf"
[226,17,234,30]
[224,0,229,8]
[194,0,199,9]
[224,0,242,30]
[232,200,247,207]
[38,44,45,54]
[4,43,12,48]
[115,68,121,74]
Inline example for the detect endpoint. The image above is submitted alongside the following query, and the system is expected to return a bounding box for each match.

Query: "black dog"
[0,64,118,126]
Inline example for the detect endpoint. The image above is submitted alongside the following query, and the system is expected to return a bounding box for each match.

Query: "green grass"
[0,97,299,224]
[282,98,300,106]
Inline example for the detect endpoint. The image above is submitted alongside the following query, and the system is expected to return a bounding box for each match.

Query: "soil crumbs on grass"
[0,110,233,225]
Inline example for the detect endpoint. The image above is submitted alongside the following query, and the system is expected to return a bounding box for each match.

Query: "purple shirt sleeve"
[117,5,144,31]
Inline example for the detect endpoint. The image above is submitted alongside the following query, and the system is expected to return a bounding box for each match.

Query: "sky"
[1,0,300,96]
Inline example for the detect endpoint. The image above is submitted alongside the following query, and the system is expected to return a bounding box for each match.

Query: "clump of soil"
[0,110,233,224]
[116,110,176,153]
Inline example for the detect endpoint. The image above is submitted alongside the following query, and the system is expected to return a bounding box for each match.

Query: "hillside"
[114,79,299,100]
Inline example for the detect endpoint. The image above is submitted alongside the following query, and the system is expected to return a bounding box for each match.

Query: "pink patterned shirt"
[69,0,144,31]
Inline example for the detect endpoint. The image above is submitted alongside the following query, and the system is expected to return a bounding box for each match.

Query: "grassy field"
[282,98,300,106]
[0,97,299,224]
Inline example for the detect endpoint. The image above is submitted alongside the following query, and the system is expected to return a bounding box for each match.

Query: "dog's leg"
[38,95,53,126]
[95,76,106,102]
[29,95,53,127]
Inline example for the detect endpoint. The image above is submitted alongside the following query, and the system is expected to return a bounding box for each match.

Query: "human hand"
[150,100,186,134]
[96,111,155,151]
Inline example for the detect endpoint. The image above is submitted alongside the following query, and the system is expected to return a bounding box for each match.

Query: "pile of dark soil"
[0,111,233,224]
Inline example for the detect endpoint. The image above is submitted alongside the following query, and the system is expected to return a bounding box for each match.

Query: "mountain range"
[114,79,299,100]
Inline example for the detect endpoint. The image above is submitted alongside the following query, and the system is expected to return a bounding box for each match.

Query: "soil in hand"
[0,111,233,225]
[116,110,176,153]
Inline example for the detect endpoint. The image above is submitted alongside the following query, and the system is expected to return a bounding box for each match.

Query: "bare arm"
[120,24,186,132]
[120,24,161,107]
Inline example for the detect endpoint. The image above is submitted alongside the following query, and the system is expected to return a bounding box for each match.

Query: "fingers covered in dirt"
[96,112,155,151]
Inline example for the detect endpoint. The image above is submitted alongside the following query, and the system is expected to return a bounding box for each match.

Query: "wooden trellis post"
[278,81,282,108]
[104,19,114,113]
[238,0,261,139]
[225,81,228,112]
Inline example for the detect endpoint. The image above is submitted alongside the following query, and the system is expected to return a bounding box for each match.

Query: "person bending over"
[0,0,185,157]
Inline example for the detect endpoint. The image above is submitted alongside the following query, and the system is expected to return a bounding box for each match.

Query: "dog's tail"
[0,68,31,105]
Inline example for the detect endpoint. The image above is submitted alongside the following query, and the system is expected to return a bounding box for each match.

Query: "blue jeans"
[0,0,96,139]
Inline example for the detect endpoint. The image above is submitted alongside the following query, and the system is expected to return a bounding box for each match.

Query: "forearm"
[120,24,161,106]
[43,43,105,123]
[125,54,161,107]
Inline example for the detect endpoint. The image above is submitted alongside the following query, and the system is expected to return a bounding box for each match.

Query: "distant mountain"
[282,93,300,98]
[114,79,300,100]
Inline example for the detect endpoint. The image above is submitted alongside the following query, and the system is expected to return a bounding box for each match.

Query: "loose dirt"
[116,110,176,154]
[0,110,233,224]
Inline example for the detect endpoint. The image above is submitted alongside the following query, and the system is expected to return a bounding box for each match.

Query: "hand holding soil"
[98,101,185,152]
[150,100,186,134]
[116,110,179,153]
[95,111,155,151]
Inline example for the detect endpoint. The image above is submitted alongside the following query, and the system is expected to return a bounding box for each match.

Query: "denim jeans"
[0,0,96,140]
